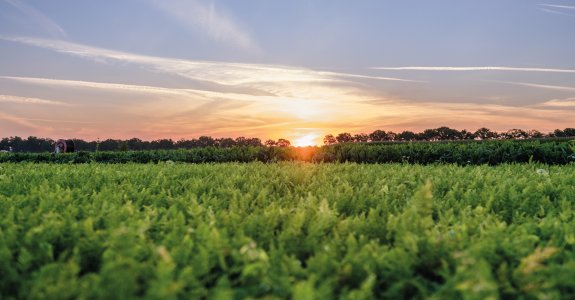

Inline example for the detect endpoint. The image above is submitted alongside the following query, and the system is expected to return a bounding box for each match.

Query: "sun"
[293,133,319,147]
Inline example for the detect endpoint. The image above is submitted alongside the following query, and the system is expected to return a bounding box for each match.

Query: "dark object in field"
[54,139,76,153]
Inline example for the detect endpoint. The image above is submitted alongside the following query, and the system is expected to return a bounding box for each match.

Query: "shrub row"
[1,140,573,165]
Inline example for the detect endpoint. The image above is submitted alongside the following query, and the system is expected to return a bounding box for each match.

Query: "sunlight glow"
[293,133,320,147]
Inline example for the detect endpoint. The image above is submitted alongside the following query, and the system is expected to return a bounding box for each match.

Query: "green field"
[1,162,575,299]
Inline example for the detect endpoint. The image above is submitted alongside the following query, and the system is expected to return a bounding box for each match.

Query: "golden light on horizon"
[293,133,320,147]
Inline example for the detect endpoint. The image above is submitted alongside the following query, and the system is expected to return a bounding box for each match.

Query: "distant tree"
[353,133,369,143]
[397,131,417,141]
[421,129,439,141]
[323,134,337,145]
[336,133,353,143]
[527,130,544,139]
[73,139,93,151]
[557,128,575,137]
[118,141,128,151]
[276,139,291,147]
[0,138,9,151]
[153,139,175,150]
[246,138,262,147]
[368,130,387,142]
[435,126,462,140]
[7,136,24,152]
[460,130,475,140]
[217,138,236,148]
[197,136,216,147]
[502,129,529,140]
[21,136,53,152]
[99,139,120,151]
[175,139,194,149]
[564,128,575,137]
[386,131,397,141]
[265,139,277,147]
[473,128,498,140]
[235,137,249,146]
[127,138,144,150]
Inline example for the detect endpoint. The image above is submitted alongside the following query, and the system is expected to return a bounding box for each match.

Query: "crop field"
[1,162,575,299]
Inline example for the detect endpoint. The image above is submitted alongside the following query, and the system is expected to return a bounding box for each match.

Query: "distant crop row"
[1,163,575,298]
[1,139,574,165]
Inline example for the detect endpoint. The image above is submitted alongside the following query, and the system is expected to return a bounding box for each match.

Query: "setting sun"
[293,133,320,147]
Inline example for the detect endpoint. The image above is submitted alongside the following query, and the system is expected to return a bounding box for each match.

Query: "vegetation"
[2,127,574,152]
[1,162,575,299]
[1,139,574,165]
[324,127,575,144]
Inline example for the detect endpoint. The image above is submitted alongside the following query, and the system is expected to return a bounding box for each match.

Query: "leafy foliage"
[1,163,575,298]
[2,139,573,165]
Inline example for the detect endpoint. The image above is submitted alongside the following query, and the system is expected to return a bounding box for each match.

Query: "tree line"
[323,127,575,144]
[1,127,574,152]
[0,136,290,153]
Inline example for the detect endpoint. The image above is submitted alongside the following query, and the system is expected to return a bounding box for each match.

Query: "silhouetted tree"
[336,133,353,143]
[353,133,369,143]
[217,138,236,148]
[473,128,498,140]
[127,138,144,150]
[99,139,121,151]
[397,131,417,141]
[323,134,337,145]
[502,129,529,140]
[197,136,216,147]
[421,129,439,141]
[368,130,387,142]
[235,137,249,146]
[246,138,262,147]
[564,128,575,137]
[276,139,291,147]
[265,139,277,147]
[118,141,128,151]
[527,130,544,139]
[434,127,462,140]
[460,130,475,140]
[554,128,575,137]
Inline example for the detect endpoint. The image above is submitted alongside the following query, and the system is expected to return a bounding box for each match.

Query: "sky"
[1,0,574,145]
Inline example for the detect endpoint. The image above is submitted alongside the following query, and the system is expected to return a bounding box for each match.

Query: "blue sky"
[1,0,574,144]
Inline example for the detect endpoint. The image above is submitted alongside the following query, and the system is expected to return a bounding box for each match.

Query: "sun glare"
[293,133,319,147]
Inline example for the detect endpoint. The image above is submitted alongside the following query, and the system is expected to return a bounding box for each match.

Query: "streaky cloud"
[0,94,66,105]
[150,0,259,52]
[537,7,575,16]
[3,0,66,38]
[534,97,575,108]
[0,36,417,101]
[373,66,575,73]
[318,71,423,83]
[0,111,43,130]
[0,76,250,99]
[538,4,575,10]
[497,81,575,92]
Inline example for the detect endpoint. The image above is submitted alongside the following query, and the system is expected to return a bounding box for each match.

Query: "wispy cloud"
[374,66,575,73]
[0,76,244,99]
[537,4,575,16]
[497,81,575,92]
[0,111,43,130]
[538,7,573,16]
[538,4,575,10]
[3,0,66,38]
[534,97,575,108]
[0,94,66,105]
[150,0,258,52]
[0,35,418,101]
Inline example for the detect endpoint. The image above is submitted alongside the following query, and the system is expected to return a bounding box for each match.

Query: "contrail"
[373,66,575,73]
[538,4,575,10]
